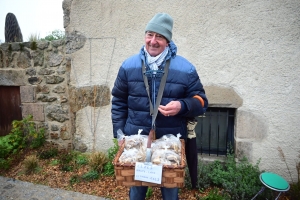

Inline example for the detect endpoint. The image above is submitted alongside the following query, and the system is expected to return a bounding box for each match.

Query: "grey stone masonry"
[0,40,72,150]
[0,69,27,86]
[20,86,36,103]
[21,103,45,121]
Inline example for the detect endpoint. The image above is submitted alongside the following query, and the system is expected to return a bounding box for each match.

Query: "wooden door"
[0,86,22,136]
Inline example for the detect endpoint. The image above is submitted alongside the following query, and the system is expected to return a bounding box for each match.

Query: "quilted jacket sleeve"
[179,64,208,117]
[111,66,128,138]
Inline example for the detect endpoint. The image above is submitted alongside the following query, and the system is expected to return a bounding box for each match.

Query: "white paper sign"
[134,162,163,184]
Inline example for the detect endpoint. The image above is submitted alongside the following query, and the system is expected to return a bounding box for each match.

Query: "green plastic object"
[260,172,289,191]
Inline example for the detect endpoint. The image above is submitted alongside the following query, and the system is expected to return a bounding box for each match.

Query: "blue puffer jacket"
[111,41,208,139]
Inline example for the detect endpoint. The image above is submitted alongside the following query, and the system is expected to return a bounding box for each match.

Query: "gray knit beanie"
[145,13,173,42]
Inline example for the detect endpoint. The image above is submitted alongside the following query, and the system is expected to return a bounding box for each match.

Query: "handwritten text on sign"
[134,162,163,184]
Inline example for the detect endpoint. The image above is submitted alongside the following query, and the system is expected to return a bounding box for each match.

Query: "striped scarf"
[144,46,169,70]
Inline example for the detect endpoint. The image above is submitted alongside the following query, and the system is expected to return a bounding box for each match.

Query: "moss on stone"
[30,41,37,50]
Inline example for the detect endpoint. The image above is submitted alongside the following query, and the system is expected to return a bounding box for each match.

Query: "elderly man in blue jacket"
[111,13,208,200]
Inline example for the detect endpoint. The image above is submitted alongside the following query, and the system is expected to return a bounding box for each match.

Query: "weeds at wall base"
[30,41,37,50]
[0,115,45,170]
[1,128,295,199]
[185,151,271,199]
[277,147,300,199]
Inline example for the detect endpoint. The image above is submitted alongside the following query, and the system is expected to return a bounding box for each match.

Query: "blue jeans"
[129,186,179,200]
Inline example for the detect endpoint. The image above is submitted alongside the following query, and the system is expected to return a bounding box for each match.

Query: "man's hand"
[158,101,181,117]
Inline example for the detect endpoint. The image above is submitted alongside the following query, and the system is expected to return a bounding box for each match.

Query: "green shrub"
[61,164,73,172]
[185,158,212,191]
[38,148,58,159]
[50,159,60,166]
[184,167,192,189]
[57,151,90,172]
[184,145,264,199]
[40,29,65,41]
[29,128,45,149]
[59,151,74,164]
[0,115,45,162]
[82,170,99,181]
[69,175,81,185]
[146,187,153,199]
[208,153,262,200]
[75,154,88,166]
[102,138,119,176]
[197,160,213,190]
[10,115,45,149]
[59,151,76,172]
[0,158,11,170]
[0,134,20,159]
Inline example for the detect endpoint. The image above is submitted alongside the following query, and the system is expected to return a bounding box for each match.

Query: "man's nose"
[150,36,157,44]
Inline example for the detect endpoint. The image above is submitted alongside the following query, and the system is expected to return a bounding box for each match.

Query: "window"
[195,107,235,156]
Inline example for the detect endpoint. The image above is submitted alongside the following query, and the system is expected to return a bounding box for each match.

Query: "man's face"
[145,31,168,57]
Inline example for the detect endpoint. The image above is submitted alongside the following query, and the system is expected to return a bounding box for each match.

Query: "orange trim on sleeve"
[193,95,204,107]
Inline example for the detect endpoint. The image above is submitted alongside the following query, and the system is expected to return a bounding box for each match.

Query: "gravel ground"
[0,176,110,200]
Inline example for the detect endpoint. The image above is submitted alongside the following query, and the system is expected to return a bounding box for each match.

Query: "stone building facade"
[62,0,300,182]
[0,0,299,182]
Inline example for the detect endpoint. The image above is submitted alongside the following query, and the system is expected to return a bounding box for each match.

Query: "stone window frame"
[197,85,243,159]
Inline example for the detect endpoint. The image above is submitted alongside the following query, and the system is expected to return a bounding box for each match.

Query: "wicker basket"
[113,139,186,188]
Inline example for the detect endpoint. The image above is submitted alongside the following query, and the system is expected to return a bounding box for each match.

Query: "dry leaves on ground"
[1,147,292,200]
[0,148,204,200]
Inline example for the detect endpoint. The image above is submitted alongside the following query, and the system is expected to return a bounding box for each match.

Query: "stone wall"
[0,40,72,150]
[0,38,112,152]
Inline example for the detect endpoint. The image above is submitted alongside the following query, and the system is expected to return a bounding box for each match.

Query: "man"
[111,13,208,200]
